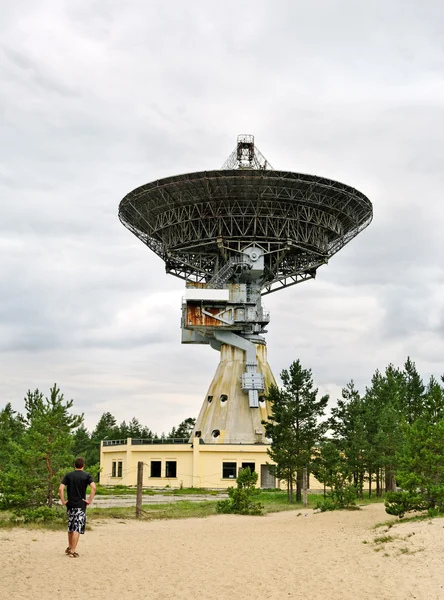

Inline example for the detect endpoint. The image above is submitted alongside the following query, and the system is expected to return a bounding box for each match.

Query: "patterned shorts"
[67,508,86,534]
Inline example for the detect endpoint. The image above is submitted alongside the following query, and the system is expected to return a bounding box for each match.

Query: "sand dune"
[1,503,443,600]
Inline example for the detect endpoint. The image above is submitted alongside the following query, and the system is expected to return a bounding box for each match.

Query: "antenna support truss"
[221,134,272,170]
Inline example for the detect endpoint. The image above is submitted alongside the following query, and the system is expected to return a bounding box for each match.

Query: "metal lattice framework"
[119,139,372,294]
[221,134,272,170]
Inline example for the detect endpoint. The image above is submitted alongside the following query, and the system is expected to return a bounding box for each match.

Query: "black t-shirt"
[62,470,94,509]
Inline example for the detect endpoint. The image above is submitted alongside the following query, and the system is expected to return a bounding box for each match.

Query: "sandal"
[68,551,79,559]
[65,547,71,555]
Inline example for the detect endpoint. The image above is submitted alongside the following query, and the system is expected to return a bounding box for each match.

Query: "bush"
[385,487,444,518]
[314,497,337,512]
[216,468,264,516]
[314,485,358,512]
[333,483,358,508]
[13,506,65,524]
[215,499,233,514]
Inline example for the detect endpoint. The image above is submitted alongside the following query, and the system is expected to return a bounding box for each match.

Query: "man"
[59,457,96,559]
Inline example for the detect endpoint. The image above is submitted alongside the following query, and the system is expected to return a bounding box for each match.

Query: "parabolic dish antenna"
[119,135,372,443]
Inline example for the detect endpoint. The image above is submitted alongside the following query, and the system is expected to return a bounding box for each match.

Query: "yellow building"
[100,436,324,490]
[100,438,279,489]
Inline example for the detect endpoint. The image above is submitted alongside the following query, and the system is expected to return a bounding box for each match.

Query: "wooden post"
[303,467,308,508]
[136,461,143,518]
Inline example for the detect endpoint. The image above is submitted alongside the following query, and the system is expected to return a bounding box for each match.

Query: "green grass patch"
[356,494,387,506]
[258,490,322,512]
[94,485,224,496]
[94,485,155,496]
[89,500,218,521]
[0,511,14,529]
[374,535,396,544]
[161,488,223,496]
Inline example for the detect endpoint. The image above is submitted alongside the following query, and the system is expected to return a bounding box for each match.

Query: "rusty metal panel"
[185,282,207,289]
[185,303,226,328]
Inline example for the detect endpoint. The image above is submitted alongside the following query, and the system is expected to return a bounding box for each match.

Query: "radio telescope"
[119,135,373,444]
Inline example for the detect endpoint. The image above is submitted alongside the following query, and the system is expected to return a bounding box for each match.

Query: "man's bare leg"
[67,531,73,550]
[69,532,80,556]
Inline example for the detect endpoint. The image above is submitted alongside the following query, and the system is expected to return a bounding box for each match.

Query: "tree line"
[0,386,195,510]
[264,357,444,515]
[2,355,443,517]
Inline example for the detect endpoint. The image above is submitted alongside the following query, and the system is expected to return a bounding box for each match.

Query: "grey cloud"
[1,47,78,97]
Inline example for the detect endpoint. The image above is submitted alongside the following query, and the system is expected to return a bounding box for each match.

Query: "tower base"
[192,343,276,444]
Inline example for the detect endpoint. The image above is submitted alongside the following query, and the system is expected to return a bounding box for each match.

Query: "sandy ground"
[1,503,443,600]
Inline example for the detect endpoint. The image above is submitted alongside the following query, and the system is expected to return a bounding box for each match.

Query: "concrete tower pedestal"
[193,343,276,444]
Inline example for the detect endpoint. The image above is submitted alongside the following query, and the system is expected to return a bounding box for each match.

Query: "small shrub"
[385,491,425,518]
[215,499,232,514]
[427,506,444,518]
[216,468,264,516]
[15,506,65,523]
[314,497,337,512]
[385,484,444,518]
[314,485,357,512]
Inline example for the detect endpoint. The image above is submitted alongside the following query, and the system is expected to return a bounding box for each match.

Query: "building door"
[260,464,276,489]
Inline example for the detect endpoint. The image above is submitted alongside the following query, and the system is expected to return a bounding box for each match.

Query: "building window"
[117,461,123,478]
[241,462,255,473]
[220,394,228,402]
[222,462,237,479]
[207,395,213,403]
[112,461,116,477]
[150,461,161,477]
[212,429,220,438]
[165,461,177,478]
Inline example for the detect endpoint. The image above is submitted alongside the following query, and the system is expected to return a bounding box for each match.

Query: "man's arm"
[59,483,67,506]
[85,482,97,506]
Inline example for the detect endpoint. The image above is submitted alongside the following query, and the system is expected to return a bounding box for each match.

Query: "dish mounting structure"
[119,134,373,443]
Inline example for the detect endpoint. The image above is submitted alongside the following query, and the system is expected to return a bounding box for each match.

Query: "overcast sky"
[1,0,443,433]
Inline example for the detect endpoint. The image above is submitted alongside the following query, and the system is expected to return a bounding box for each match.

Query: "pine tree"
[263,360,329,502]
[0,403,25,470]
[311,440,344,497]
[72,424,98,471]
[363,366,404,495]
[386,417,444,517]
[329,381,367,497]
[0,385,82,509]
[170,417,196,439]
[400,357,425,424]
[118,420,129,439]
[424,376,444,422]
[92,412,119,443]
